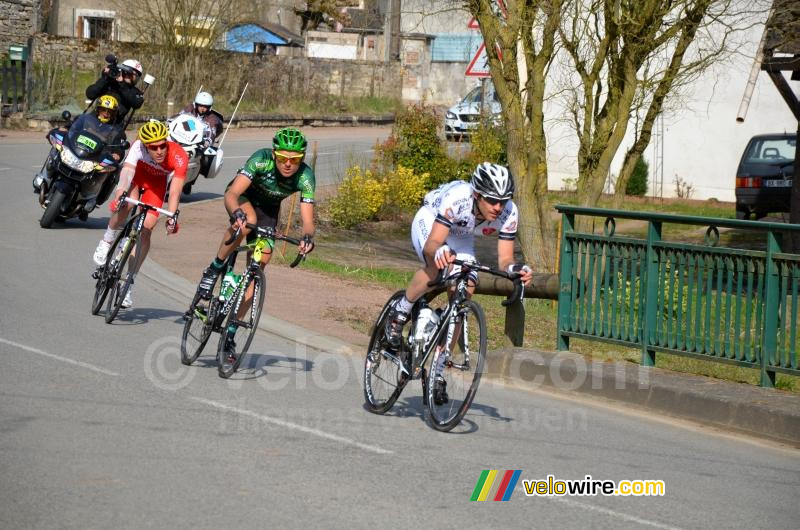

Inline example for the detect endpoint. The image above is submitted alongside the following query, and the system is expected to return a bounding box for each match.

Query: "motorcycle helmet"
[95,95,119,123]
[120,59,143,85]
[194,91,214,115]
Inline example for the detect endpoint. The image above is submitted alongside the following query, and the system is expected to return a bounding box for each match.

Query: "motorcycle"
[34,111,129,228]
[167,113,224,195]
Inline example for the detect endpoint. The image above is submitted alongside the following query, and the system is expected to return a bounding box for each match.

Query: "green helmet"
[273,127,307,152]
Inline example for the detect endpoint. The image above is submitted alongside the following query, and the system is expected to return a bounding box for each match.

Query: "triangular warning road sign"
[467,17,480,29]
[465,43,490,77]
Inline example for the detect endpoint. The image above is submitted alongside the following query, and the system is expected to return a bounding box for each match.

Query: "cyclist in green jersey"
[195,127,316,305]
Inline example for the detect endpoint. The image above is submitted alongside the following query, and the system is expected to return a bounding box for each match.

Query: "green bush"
[383,165,428,214]
[469,120,508,166]
[376,103,456,181]
[625,157,648,196]
[328,166,386,229]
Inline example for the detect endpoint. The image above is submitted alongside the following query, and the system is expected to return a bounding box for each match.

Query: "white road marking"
[0,337,120,377]
[0,167,10,171]
[541,496,686,530]
[191,396,393,455]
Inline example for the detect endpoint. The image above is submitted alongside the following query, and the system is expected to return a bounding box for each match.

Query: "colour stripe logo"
[470,470,522,501]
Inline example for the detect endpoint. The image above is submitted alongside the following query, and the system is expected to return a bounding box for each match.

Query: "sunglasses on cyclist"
[274,152,304,165]
[146,142,168,152]
[481,195,509,207]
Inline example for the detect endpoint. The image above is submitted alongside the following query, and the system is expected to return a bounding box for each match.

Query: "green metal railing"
[556,206,800,387]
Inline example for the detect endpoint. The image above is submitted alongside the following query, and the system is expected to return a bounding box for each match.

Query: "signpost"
[464,0,506,78]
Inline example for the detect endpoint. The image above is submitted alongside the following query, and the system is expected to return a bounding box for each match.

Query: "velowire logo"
[470,470,522,501]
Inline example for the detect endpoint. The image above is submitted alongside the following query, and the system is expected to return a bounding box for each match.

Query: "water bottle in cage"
[220,272,240,301]
[414,305,441,347]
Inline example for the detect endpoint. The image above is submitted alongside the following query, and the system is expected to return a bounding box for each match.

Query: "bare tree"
[112,0,259,107]
[467,0,770,266]
[294,0,354,33]
[466,0,563,270]
[557,0,768,208]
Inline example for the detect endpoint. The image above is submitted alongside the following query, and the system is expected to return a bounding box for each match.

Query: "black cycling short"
[237,196,280,244]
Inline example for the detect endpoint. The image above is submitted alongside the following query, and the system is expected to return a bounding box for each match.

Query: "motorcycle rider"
[33,95,126,196]
[85,57,144,126]
[177,91,223,177]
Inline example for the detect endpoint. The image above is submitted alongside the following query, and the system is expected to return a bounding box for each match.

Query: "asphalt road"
[1,130,798,529]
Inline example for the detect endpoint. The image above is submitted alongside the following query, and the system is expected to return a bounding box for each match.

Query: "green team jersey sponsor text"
[238,149,315,206]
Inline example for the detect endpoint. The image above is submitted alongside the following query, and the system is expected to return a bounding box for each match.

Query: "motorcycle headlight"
[59,147,96,173]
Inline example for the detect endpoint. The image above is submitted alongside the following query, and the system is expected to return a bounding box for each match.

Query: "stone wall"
[27,33,404,112]
[1,0,38,52]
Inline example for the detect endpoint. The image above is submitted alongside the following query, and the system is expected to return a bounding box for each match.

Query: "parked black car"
[735,133,795,220]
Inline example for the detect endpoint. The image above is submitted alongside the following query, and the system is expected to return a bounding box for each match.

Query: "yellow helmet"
[96,95,118,123]
[138,121,169,144]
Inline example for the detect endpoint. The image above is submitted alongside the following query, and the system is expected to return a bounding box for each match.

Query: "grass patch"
[272,252,412,289]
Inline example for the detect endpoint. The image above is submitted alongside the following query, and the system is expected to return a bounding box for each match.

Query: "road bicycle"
[181,223,306,379]
[91,191,177,324]
[364,259,523,432]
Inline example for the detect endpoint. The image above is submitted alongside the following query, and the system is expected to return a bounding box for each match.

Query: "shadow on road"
[36,216,109,230]
[189,351,314,382]
[179,191,223,203]
[102,307,186,325]
[367,395,513,434]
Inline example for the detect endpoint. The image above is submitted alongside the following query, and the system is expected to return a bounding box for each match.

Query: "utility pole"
[383,0,392,62]
[390,0,401,61]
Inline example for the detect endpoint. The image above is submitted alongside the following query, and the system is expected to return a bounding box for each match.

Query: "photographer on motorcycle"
[85,56,144,126]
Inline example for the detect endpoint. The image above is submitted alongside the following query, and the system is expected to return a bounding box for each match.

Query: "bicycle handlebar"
[426,258,524,306]
[120,192,177,218]
[223,222,306,268]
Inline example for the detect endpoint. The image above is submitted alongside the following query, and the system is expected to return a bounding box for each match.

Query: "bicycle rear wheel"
[91,227,130,315]
[217,268,265,378]
[181,290,219,366]
[363,290,409,414]
[426,300,487,432]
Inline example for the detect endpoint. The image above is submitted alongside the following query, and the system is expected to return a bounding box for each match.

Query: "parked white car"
[444,83,502,140]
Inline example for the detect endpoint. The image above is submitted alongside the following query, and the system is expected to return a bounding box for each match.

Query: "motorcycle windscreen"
[67,130,107,159]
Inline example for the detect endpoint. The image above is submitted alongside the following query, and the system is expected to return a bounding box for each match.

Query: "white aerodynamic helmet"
[470,162,515,200]
[194,91,213,107]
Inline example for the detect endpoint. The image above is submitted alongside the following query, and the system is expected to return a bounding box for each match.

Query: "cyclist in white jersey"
[385,163,534,380]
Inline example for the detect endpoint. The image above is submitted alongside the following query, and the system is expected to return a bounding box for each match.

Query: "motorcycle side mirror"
[61,110,72,121]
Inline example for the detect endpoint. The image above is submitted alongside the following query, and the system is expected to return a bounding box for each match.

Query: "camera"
[105,54,120,79]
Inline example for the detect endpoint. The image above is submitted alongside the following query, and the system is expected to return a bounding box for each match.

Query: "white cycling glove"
[507,263,532,275]
[434,244,452,264]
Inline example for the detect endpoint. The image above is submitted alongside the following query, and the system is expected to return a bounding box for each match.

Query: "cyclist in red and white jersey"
[91,120,188,308]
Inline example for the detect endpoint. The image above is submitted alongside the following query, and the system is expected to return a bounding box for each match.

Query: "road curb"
[142,259,800,447]
[140,259,360,358]
[485,348,800,447]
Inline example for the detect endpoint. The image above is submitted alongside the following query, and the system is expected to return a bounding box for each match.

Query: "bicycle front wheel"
[217,268,265,378]
[426,300,487,432]
[181,291,217,366]
[363,290,409,414]
[104,230,137,323]
[91,228,130,315]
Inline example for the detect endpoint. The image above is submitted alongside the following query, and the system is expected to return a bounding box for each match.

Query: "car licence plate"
[763,179,793,187]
